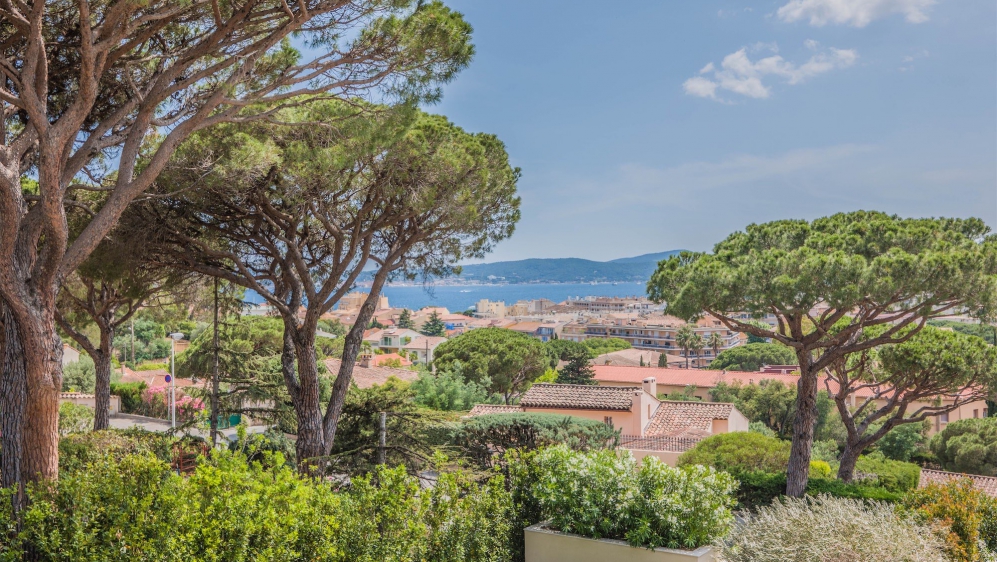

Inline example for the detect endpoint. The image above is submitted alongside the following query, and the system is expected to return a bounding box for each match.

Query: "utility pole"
[210,277,220,447]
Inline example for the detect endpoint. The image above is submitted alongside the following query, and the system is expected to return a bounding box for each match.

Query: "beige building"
[474,299,506,318]
[338,291,390,312]
[573,315,742,368]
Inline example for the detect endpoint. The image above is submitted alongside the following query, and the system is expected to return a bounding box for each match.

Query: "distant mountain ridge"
[454,250,683,284]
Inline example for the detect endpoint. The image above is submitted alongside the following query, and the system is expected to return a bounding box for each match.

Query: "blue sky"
[427,0,997,262]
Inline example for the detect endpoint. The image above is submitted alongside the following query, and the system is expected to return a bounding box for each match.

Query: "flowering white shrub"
[525,445,736,549]
[716,495,947,562]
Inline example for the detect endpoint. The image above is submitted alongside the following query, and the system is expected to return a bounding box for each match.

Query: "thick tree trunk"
[93,351,112,431]
[19,306,63,482]
[837,445,862,483]
[0,304,26,501]
[282,329,325,473]
[786,363,819,497]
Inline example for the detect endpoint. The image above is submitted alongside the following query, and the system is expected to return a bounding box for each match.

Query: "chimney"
[358,351,373,368]
[642,377,656,397]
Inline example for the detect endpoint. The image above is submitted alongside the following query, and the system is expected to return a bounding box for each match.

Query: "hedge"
[456,413,619,469]
[734,471,901,511]
[110,381,147,414]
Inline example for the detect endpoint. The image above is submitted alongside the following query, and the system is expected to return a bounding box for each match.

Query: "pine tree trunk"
[21,307,62,482]
[286,331,325,473]
[786,362,819,497]
[0,303,26,498]
[210,278,219,447]
[837,445,862,483]
[93,352,112,431]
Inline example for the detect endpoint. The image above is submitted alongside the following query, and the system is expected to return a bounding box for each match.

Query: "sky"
[425,0,997,263]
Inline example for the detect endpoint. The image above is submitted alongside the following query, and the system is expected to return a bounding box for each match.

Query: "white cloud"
[684,43,858,102]
[777,0,936,27]
[804,39,820,50]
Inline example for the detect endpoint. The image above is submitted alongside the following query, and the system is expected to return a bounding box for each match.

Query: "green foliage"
[732,471,902,511]
[717,495,947,562]
[544,339,587,362]
[657,353,667,367]
[878,421,929,462]
[854,453,921,493]
[674,324,702,368]
[511,445,736,550]
[555,352,596,385]
[3,449,513,562]
[317,318,347,337]
[411,365,493,411]
[580,337,631,357]
[134,362,169,371]
[229,427,298,468]
[58,402,94,436]
[398,309,414,329]
[678,432,791,474]
[709,380,799,438]
[748,421,776,438]
[109,381,148,414]
[432,328,550,402]
[930,417,997,476]
[457,413,619,470]
[809,460,832,480]
[661,384,700,401]
[811,439,840,464]
[62,356,96,393]
[420,311,447,337]
[902,479,997,562]
[927,319,997,345]
[708,342,796,372]
[59,429,175,475]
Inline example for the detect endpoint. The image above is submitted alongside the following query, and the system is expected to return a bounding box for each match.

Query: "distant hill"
[454,250,683,284]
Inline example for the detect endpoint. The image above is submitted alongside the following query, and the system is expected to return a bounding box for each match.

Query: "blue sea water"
[245,282,650,312]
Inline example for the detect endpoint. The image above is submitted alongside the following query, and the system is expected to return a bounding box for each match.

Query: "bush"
[57,402,93,436]
[62,356,96,392]
[677,432,790,474]
[59,429,176,474]
[930,417,997,476]
[809,460,832,479]
[707,342,796,372]
[902,479,997,562]
[581,337,631,357]
[134,362,169,371]
[512,445,736,550]
[747,421,775,438]
[230,427,297,468]
[855,453,921,493]
[715,495,947,562]
[456,413,619,469]
[110,381,147,413]
[2,450,513,562]
[731,471,901,511]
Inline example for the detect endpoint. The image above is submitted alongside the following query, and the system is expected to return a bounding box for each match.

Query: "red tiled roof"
[467,404,524,416]
[521,383,636,411]
[619,435,704,453]
[645,401,735,437]
[919,469,997,497]
[325,358,419,389]
[367,353,412,367]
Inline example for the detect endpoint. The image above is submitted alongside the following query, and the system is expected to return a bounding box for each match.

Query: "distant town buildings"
[338,291,390,312]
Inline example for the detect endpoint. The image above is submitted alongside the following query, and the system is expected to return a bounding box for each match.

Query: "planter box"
[525,524,715,562]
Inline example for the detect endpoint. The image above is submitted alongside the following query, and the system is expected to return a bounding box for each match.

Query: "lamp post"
[169,332,184,428]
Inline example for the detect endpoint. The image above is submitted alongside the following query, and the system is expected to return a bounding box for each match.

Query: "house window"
[381,337,391,346]
[604,416,613,428]
[940,412,949,423]
[974,409,979,418]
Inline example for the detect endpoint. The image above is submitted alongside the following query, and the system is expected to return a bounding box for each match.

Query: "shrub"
[139,385,204,421]
[2,450,513,562]
[715,495,947,562]
[62,356,96,392]
[810,439,840,464]
[731,471,901,511]
[677,432,790,474]
[855,453,921,493]
[457,413,619,469]
[230,427,297,468]
[902,479,997,562]
[57,402,93,436]
[747,421,775,438]
[808,460,832,479]
[512,445,737,550]
[930,417,997,476]
[134,362,169,371]
[110,381,147,413]
[59,429,175,474]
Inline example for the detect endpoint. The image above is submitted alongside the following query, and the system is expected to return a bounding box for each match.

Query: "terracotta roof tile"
[326,358,419,389]
[467,404,524,416]
[619,435,704,453]
[644,401,735,437]
[520,383,636,411]
[919,469,997,497]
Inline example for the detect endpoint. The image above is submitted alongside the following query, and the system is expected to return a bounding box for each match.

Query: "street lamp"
[169,332,184,428]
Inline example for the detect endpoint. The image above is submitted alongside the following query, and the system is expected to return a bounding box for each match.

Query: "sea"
[244,282,650,312]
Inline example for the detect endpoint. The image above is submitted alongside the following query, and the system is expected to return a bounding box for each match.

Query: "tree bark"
[837,445,862,483]
[0,304,26,503]
[786,361,819,497]
[92,325,114,431]
[210,277,219,447]
[282,329,325,472]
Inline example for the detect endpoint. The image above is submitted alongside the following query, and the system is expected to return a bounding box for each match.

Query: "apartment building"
[573,315,742,367]
[563,296,658,314]
[338,291,390,312]
[474,299,507,318]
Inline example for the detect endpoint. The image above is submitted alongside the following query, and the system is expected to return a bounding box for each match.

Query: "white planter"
[525,524,715,562]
